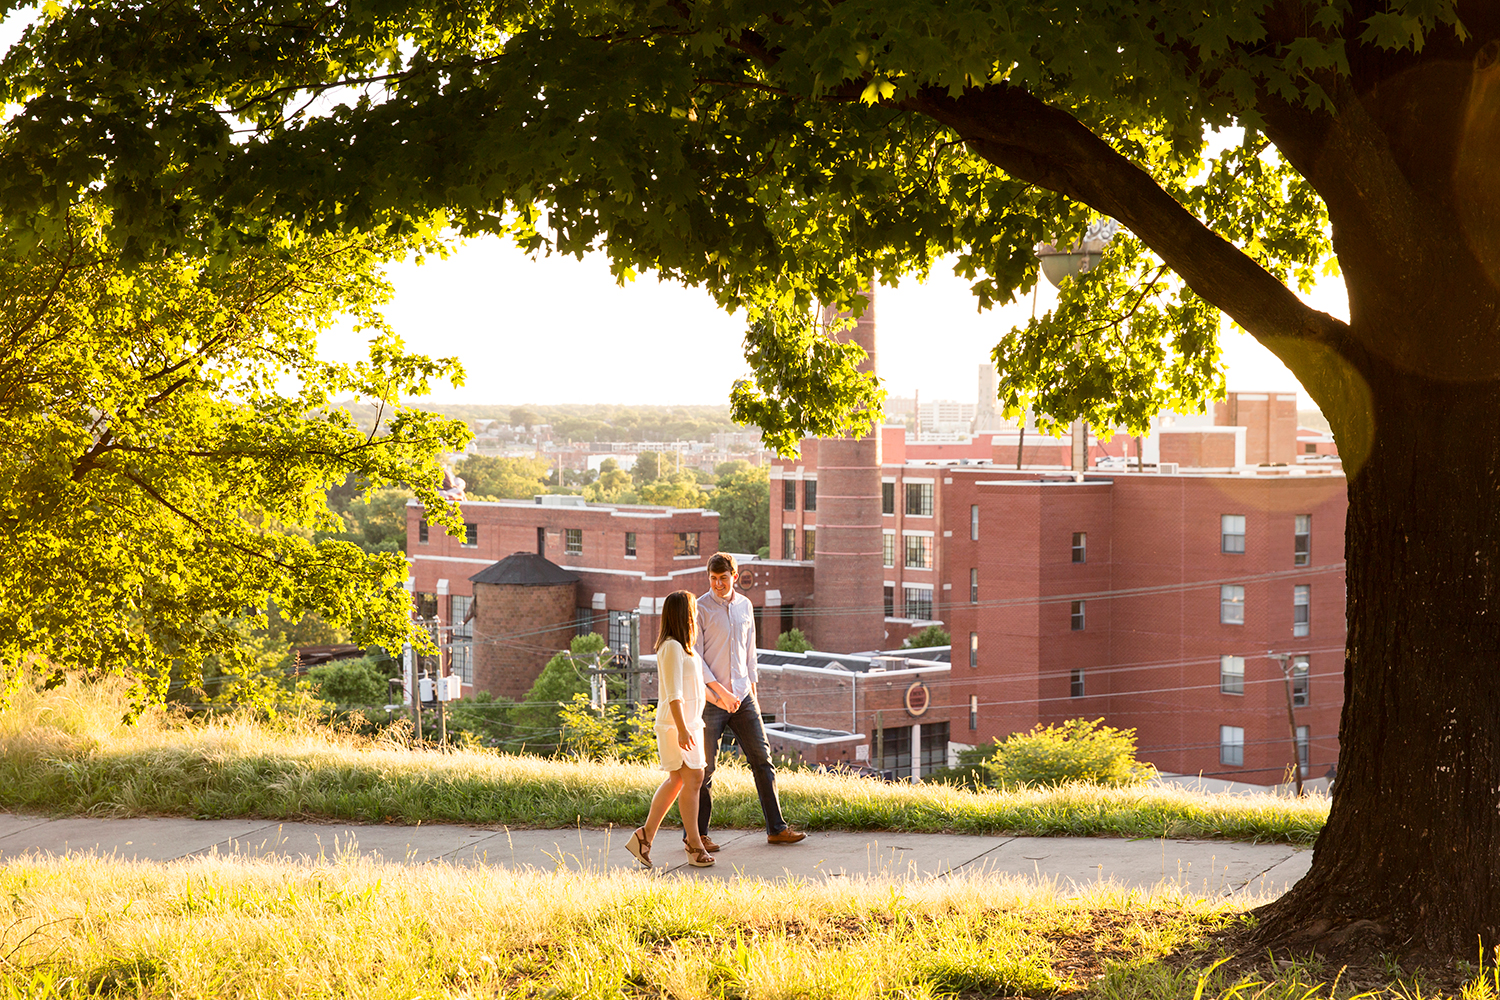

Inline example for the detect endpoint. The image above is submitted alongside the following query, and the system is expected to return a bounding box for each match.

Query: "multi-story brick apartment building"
[769,439,1346,784]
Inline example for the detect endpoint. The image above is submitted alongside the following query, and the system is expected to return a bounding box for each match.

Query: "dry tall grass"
[0,678,1329,842]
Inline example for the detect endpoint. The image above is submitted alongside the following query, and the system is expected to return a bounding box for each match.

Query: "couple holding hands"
[626,552,807,869]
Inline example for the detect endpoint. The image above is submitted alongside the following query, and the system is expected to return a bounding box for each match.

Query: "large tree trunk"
[1256,363,1500,960]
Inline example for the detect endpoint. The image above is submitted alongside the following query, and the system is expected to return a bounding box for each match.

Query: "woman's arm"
[658,640,684,703]
[669,699,695,750]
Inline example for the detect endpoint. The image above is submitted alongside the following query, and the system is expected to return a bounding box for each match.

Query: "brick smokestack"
[809,286,886,653]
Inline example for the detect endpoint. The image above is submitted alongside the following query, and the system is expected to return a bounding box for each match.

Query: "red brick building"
[771,427,1346,785]
[407,495,814,695]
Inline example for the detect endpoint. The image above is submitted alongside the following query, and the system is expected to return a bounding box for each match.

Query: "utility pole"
[1269,651,1305,796]
[432,618,448,749]
[626,611,641,709]
[407,635,423,742]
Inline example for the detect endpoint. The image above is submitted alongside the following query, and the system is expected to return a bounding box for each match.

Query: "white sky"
[348,237,1351,411]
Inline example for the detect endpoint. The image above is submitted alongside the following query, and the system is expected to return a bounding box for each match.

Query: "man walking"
[694,552,806,847]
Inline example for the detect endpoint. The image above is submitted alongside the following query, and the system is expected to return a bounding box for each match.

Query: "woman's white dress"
[654,638,707,771]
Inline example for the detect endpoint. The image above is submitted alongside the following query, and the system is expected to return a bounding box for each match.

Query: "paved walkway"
[0,813,1310,897]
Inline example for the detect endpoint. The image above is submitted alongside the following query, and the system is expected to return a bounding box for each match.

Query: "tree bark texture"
[1257,368,1500,959]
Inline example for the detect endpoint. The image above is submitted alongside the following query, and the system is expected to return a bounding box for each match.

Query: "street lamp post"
[1269,651,1307,796]
[1033,219,1121,473]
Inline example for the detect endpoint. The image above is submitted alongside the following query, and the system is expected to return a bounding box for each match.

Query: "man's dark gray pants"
[697,695,787,837]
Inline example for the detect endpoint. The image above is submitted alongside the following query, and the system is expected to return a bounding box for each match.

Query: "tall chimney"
[809,287,886,653]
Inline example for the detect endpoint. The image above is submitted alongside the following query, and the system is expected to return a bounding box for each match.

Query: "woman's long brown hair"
[654,590,697,654]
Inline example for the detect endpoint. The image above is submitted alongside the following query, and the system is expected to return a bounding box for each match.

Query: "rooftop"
[469,551,581,587]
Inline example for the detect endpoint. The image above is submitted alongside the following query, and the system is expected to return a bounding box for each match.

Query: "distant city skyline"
[340,234,1348,414]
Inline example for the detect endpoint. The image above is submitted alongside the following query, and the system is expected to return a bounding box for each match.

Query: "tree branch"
[900,83,1350,355]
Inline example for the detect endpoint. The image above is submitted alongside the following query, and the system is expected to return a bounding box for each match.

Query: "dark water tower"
[469,552,580,699]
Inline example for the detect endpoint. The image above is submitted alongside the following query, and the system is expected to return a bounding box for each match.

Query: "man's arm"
[744,597,759,701]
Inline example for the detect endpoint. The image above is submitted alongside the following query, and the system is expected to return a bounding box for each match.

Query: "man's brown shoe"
[684,836,722,852]
[767,828,807,845]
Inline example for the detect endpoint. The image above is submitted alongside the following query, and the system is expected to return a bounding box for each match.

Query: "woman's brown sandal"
[685,844,716,868]
[626,827,652,868]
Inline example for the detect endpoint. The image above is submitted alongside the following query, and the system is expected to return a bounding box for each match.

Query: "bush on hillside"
[307,656,393,710]
[776,628,812,653]
[986,718,1155,788]
[556,693,657,761]
[507,634,616,753]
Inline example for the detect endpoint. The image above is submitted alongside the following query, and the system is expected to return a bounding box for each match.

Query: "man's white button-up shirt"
[697,589,758,701]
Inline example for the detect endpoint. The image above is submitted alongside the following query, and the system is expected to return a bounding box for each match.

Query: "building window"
[970,505,979,540]
[882,532,895,567]
[1305,442,1317,454]
[1294,515,1311,566]
[1296,725,1311,776]
[450,595,474,685]
[1070,600,1085,631]
[1221,585,1245,624]
[1293,584,1311,637]
[783,479,796,511]
[873,724,912,779]
[575,606,594,637]
[415,592,438,619]
[783,527,796,560]
[1070,669,1085,698]
[919,722,950,778]
[624,532,637,557]
[565,527,582,555]
[463,523,479,547]
[882,482,895,514]
[969,632,978,668]
[536,526,546,555]
[1220,725,1245,766]
[1220,655,1245,695]
[804,479,817,512]
[1221,514,1246,554]
[883,585,894,617]
[904,587,933,620]
[803,529,815,560]
[418,519,429,544]
[970,567,978,603]
[905,482,934,516]
[607,611,632,654]
[1292,655,1310,706]
[675,532,700,557]
[904,534,933,569]
[968,695,979,731]
[1072,531,1087,563]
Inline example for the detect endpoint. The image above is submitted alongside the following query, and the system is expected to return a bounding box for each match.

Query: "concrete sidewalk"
[0,812,1310,897]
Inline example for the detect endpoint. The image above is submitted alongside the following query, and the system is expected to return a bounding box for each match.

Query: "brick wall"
[471,581,578,699]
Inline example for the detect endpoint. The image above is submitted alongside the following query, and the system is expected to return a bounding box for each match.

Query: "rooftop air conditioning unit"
[1159,462,1179,475]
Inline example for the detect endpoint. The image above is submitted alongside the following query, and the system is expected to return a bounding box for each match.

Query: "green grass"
[0,679,1329,843]
[0,855,1475,999]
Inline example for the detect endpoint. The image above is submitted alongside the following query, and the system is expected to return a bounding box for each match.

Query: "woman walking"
[626,590,715,868]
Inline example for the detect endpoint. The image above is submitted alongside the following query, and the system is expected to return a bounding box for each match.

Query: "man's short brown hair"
[707,552,738,575]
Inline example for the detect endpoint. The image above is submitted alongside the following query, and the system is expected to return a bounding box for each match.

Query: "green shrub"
[903,626,950,649]
[776,628,812,653]
[987,718,1155,788]
[307,656,392,710]
[556,693,657,761]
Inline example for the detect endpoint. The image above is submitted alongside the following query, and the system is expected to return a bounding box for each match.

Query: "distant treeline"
[435,403,748,443]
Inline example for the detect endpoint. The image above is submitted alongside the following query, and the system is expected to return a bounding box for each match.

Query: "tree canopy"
[0,208,468,704]
[5,0,1500,963]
